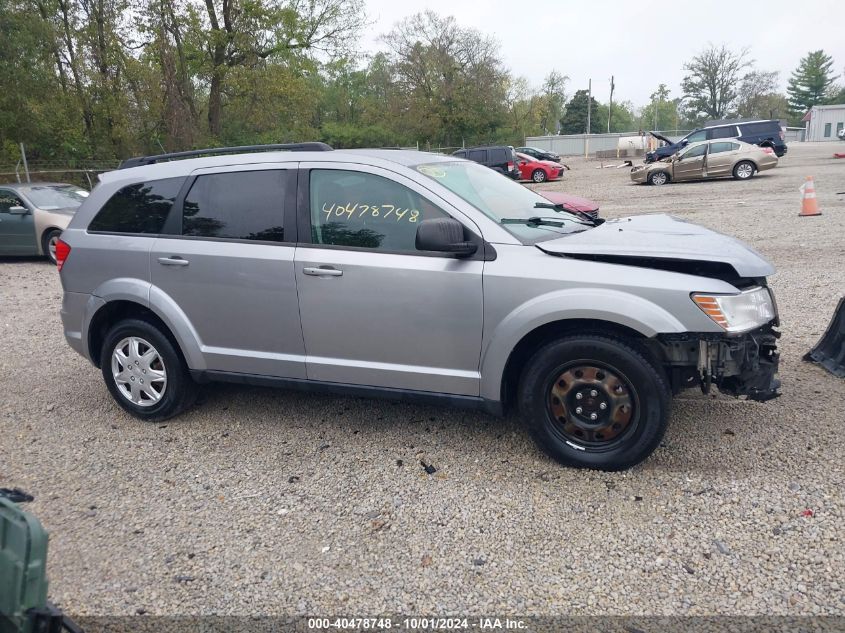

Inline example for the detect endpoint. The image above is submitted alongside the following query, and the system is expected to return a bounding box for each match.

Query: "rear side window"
[88,177,184,234]
[709,142,736,153]
[740,122,778,135]
[489,148,508,164]
[709,126,738,139]
[181,171,286,242]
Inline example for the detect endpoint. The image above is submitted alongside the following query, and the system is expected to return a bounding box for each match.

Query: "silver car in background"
[0,182,88,263]
[56,143,781,471]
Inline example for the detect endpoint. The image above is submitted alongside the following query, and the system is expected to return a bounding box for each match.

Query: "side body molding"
[479,288,688,401]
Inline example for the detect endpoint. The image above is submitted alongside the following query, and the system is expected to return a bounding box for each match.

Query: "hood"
[649,131,673,145]
[39,206,79,216]
[536,214,775,278]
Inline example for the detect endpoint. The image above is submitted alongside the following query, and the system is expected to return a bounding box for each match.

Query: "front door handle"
[157,256,189,267]
[303,266,343,277]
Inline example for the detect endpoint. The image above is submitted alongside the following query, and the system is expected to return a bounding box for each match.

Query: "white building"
[802,104,845,141]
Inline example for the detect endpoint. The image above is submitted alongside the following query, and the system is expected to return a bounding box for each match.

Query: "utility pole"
[607,75,615,133]
[585,78,592,158]
[20,143,30,183]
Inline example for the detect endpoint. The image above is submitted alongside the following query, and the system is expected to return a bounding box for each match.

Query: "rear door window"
[708,126,738,139]
[467,150,486,163]
[181,171,286,242]
[88,177,184,234]
[709,142,736,154]
[489,148,508,164]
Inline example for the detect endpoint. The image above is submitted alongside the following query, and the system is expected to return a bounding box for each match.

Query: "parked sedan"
[631,140,777,186]
[516,152,564,183]
[0,182,88,263]
[516,146,561,162]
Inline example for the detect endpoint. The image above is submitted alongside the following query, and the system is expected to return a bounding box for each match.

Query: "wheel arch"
[87,296,204,371]
[38,226,64,256]
[479,289,687,406]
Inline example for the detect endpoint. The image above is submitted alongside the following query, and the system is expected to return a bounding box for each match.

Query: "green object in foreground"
[0,496,50,633]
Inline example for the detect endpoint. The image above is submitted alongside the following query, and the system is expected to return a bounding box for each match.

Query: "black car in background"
[515,146,561,162]
[646,120,787,163]
[452,145,520,179]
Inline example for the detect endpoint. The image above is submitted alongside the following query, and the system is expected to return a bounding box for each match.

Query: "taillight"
[55,238,71,271]
[507,161,514,170]
[779,130,784,140]
[762,146,774,154]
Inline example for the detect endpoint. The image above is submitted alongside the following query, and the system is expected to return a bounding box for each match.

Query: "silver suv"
[57,143,780,470]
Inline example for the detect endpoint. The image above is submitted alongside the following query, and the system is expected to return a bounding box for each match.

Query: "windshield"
[22,185,88,210]
[414,161,588,241]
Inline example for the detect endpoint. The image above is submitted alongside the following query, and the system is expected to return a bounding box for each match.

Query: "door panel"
[295,248,483,394]
[149,167,305,378]
[150,239,305,376]
[0,190,36,254]
[673,155,705,181]
[704,142,737,177]
[295,164,485,395]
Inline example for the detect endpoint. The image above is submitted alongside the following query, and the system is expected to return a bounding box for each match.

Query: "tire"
[41,229,62,265]
[518,335,670,471]
[532,169,547,183]
[100,318,197,421]
[733,161,755,180]
[649,171,669,186]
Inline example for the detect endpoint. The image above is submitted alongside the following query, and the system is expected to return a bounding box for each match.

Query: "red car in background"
[537,191,601,221]
[515,152,565,183]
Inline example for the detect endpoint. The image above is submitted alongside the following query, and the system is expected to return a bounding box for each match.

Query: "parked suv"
[452,145,520,179]
[58,143,780,471]
[646,120,787,163]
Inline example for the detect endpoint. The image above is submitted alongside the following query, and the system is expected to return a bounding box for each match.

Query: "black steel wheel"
[518,335,670,470]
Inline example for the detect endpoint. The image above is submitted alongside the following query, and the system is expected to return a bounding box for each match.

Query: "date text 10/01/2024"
[306,617,527,630]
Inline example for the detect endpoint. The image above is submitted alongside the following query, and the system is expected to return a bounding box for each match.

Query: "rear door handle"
[303,266,342,277]
[157,256,189,267]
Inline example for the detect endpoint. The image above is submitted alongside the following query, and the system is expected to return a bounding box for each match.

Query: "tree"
[594,100,634,133]
[559,89,601,134]
[380,10,510,147]
[538,70,567,134]
[787,50,838,115]
[638,84,679,131]
[736,70,789,121]
[681,45,750,121]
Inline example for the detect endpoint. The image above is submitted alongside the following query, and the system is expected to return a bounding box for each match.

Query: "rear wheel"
[41,229,62,265]
[532,169,547,183]
[518,335,670,470]
[649,171,669,186]
[733,161,755,180]
[100,318,197,421]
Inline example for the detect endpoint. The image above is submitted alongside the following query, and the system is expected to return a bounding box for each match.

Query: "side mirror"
[415,218,477,257]
[680,140,689,146]
[8,205,29,215]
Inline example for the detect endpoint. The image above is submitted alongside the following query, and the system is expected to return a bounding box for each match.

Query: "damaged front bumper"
[659,323,781,401]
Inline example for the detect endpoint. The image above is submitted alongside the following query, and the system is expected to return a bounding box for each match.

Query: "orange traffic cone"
[799,176,821,217]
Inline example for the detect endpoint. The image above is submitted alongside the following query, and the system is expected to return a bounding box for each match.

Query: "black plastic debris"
[420,460,437,475]
[0,488,34,503]
[804,296,845,378]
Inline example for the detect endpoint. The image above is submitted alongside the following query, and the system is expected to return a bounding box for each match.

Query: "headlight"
[691,287,776,332]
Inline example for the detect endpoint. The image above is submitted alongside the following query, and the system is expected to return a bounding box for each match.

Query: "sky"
[360,0,845,107]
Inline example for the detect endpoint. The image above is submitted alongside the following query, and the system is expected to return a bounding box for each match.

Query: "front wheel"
[532,169,547,183]
[733,161,755,180]
[649,171,669,186]
[42,229,62,265]
[100,318,197,421]
[518,335,670,470]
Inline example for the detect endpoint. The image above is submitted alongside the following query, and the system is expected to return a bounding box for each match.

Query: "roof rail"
[117,142,333,169]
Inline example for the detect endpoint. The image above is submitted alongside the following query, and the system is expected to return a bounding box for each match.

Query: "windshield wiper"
[501,216,584,228]
[533,202,596,225]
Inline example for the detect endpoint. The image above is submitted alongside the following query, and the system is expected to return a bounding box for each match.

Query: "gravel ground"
[1,142,844,618]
